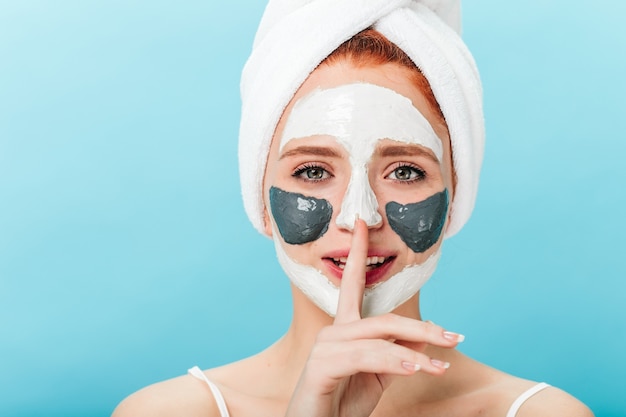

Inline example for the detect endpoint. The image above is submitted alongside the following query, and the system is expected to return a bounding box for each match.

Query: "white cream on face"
[274,82,444,316]
[281,82,443,229]
[274,233,441,317]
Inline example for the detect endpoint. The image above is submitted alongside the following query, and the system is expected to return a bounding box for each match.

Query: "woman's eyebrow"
[379,144,438,162]
[279,146,341,160]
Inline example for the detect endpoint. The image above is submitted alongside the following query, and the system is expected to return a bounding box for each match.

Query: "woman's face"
[262,60,454,316]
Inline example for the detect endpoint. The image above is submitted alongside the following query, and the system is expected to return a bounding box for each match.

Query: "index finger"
[334,219,368,324]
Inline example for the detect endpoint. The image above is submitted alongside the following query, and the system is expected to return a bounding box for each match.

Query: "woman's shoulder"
[503,382,594,417]
[465,358,593,417]
[111,355,275,417]
[439,352,593,417]
[111,369,224,417]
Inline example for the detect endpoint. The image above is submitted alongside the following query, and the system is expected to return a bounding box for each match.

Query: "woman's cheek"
[385,189,449,253]
[269,186,334,245]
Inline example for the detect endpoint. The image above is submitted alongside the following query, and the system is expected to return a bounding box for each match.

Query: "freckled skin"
[385,189,449,253]
[270,186,333,245]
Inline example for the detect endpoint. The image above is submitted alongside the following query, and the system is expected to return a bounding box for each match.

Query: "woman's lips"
[322,255,396,286]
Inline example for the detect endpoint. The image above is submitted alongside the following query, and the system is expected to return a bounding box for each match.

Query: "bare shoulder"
[444,353,593,417]
[111,372,222,417]
[515,385,594,417]
[110,351,284,417]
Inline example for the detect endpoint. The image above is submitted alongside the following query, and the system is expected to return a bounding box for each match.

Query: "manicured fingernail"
[443,331,465,343]
[431,359,451,369]
[402,361,421,372]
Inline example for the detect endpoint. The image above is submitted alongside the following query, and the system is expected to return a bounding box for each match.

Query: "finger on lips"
[327,219,465,376]
[335,218,369,324]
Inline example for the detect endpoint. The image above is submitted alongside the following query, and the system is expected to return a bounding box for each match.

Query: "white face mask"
[273,82,445,317]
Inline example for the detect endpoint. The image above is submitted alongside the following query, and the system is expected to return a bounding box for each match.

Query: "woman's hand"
[284,219,464,417]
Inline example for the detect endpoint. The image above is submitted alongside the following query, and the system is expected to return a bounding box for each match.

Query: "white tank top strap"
[505,382,550,417]
[188,366,231,417]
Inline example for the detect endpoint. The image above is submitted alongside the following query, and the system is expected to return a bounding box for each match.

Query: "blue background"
[1,1,624,416]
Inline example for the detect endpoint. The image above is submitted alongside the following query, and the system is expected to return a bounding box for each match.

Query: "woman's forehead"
[279,82,443,163]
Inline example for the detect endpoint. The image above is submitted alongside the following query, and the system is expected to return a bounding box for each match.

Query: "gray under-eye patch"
[269,186,333,245]
[385,190,449,253]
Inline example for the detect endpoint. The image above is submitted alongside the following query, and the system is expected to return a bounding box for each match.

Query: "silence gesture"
[285,220,464,417]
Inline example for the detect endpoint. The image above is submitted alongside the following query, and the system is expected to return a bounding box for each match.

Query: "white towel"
[239,0,484,238]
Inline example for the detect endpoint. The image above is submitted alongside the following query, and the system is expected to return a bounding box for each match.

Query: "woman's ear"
[263,207,273,237]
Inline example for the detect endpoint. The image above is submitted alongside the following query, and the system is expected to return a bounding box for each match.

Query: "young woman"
[114,2,593,416]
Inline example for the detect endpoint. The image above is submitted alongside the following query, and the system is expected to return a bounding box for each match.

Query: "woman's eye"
[293,165,331,181]
[387,165,426,182]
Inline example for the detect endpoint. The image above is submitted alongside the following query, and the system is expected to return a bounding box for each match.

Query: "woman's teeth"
[332,256,387,270]
[366,256,386,266]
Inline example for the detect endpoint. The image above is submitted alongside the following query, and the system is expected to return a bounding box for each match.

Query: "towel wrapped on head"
[239,0,484,238]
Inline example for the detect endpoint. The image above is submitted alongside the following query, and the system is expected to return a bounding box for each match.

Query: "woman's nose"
[335,170,383,231]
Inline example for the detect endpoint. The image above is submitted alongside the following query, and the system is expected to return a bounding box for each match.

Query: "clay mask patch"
[386,189,449,253]
[269,186,333,245]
